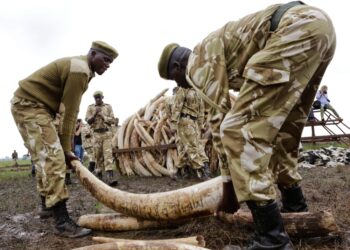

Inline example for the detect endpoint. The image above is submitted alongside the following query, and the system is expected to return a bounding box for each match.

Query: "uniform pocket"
[243,65,290,86]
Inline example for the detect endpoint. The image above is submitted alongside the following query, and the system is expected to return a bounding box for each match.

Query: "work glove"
[215,180,240,216]
[64,151,79,170]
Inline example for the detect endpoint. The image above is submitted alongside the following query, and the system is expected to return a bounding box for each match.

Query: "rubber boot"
[52,200,92,238]
[88,161,95,173]
[106,170,118,186]
[38,196,53,219]
[245,200,293,250]
[278,184,308,213]
[31,162,36,177]
[64,173,78,185]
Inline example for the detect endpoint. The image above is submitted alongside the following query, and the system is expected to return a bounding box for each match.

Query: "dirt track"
[0,166,349,250]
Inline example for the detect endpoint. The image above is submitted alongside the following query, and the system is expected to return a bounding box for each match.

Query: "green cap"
[93,90,103,97]
[91,41,118,59]
[158,43,179,79]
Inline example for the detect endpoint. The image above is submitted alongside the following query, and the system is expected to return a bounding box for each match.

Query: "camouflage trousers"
[176,117,209,169]
[84,146,95,162]
[93,130,114,173]
[219,7,336,202]
[11,96,69,208]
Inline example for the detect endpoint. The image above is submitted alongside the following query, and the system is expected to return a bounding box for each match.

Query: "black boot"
[64,173,77,185]
[278,184,308,213]
[52,200,92,238]
[106,170,118,186]
[88,161,95,172]
[38,196,53,219]
[31,162,36,177]
[245,200,293,250]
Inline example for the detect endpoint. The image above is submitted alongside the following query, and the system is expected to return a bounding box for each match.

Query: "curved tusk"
[72,160,223,220]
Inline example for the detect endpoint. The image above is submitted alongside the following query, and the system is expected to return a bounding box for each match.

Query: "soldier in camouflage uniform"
[81,123,96,172]
[11,41,118,238]
[165,86,210,180]
[85,90,118,186]
[158,2,336,249]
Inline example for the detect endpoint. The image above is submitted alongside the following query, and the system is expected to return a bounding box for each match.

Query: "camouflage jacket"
[165,87,205,128]
[186,4,279,114]
[85,103,116,131]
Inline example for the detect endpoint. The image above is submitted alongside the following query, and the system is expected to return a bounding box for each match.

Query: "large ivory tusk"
[72,241,209,250]
[78,213,186,231]
[91,235,205,247]
[71,160,223,220]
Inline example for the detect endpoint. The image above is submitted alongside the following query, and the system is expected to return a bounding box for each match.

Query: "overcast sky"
[1,0,349,157]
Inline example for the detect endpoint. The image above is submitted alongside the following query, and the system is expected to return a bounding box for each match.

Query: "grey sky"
[1,0,348,157]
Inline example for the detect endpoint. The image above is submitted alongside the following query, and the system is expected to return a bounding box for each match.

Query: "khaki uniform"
[166,87,208,169]
[187,4,336,202]
[11,55,93,208]
[81,124,95,162]
[85,103,115,173]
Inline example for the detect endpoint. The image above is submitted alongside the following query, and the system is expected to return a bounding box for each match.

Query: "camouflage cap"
[91,41,118,59]
[158,43,179,79]
[93,90,103,97]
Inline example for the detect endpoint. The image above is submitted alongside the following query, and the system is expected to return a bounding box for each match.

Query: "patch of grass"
[302,142,348,150]
[0,170,30,180]
[0,159,31,168]
[94,202,102,213]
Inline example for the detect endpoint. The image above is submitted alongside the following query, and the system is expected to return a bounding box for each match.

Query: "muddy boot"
[64,173,78,185]
[106,170,118,186]
[245,200,293,250]
[88,161,96,172]
[38,196,53,219]
[52,200,92,238]
[93,169,103,180]
[278,184,308,213]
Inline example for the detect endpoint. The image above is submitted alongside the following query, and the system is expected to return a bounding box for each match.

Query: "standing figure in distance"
[85,91,118,186]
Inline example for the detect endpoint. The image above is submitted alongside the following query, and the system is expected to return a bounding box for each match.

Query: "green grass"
[302,142,348,150]
[0,170,30,180]
[0,159,31,168]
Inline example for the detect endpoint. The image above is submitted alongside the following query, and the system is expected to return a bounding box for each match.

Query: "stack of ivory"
[112,88,219,177]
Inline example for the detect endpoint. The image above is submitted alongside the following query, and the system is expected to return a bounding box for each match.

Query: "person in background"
[165,86,210,180]
[316,85,342,122]
[11,150,18,167]
[81,123,96,172]
[11,40,118,238]
[85,91,118,186]
[158,1,335,248]
[74,119,84,162]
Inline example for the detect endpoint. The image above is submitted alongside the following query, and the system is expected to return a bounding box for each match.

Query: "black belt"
[94,128,109,133]
[180,113,197,121]
[270,1,304,32]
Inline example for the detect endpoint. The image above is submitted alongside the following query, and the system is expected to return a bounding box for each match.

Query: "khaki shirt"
[85,103,116,130]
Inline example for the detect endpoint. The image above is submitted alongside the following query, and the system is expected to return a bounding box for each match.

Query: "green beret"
[158,43,179,79]
[91,41,118,59]
[93,90,103,97]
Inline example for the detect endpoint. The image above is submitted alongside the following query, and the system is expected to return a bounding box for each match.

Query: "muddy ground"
[1,166,350,250]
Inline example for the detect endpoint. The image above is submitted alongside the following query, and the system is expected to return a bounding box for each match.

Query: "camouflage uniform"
[85,103,115,174]
[166,87,209,170]
[186,4,336,202]
[11,97,69,207]
[81,124,95,162]
[10,55,94,208]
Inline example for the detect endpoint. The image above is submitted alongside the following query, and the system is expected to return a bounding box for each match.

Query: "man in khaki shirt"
[11,41,118,238]
[85,91,118,186]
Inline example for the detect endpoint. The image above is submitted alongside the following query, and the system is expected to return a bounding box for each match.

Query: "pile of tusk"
[112,88,226,177]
